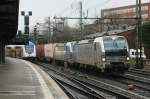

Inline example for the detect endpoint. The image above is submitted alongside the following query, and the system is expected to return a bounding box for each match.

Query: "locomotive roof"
[95,35,125,39]
[75,35,125,45]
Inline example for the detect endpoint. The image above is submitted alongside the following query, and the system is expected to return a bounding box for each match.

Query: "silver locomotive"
[65,35,130,73]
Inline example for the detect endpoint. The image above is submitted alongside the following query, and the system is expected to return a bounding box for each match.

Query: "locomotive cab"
[97,36,130,73]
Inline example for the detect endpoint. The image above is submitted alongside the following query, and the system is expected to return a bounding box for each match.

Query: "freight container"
[54,43,65,62]
[36,45,45,60]
[44,44,56,62]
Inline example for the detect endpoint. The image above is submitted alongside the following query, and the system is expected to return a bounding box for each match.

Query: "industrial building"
[101,2,150,31]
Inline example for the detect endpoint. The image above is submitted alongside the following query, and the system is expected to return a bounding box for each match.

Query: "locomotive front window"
[103,38,114,50]
[103,37,127,50]
[115,37,127,49]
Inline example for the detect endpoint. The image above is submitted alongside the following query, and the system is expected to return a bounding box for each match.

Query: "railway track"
[123,69,150,92]
[127,69,150,79]
[124,73,150,85]
[38,62,116,99]
[32,61,150,99]
[50,72,100,99]
[129,69,150,75]
[75,72,150,99]
[117,75,150,91]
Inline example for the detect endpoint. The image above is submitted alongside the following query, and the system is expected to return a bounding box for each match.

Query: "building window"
[142,6,148,11]
[102,5,148,17]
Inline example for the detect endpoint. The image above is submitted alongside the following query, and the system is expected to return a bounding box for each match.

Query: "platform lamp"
[21,11,32,44]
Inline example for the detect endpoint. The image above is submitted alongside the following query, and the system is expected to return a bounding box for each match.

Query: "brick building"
[101,2,150,31]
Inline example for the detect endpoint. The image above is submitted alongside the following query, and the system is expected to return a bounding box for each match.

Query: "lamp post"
[21,11,32,43]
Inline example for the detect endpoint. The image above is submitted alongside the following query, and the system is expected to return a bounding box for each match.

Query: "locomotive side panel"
[75,43,95,66]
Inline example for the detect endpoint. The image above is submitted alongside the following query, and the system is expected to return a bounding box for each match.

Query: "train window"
[6,47,11,49]
[103,37,114,50]
[94,43,96,50]
[103,37,127,50]
[115,37,127,49]
[15,47,21,49]
[132,52,134,55]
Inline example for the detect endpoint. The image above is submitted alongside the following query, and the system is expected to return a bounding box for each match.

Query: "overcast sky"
[18,0,149,31]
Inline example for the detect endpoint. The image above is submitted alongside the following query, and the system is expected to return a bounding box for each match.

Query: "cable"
[57,1,77,16]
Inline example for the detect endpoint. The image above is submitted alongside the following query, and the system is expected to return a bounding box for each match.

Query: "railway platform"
[0,57,69,99]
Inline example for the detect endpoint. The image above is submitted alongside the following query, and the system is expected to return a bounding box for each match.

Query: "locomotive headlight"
[127,57,130,61]
[102,58,106,62]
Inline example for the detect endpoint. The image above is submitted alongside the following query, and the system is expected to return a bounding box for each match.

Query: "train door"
[11,48,16,58]
[15,46,23,58]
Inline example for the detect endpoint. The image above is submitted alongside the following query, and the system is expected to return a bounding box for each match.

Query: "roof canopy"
[0,0,19,43]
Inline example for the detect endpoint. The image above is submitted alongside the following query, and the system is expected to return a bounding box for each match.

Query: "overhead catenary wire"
[57,1,83,17]
[86,0,111,11]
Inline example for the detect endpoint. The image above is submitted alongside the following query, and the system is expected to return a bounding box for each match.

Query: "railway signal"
[21,11,32,44]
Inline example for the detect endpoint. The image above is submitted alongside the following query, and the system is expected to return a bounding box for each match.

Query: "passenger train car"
[36,35,130,73]
[5,42,36,59]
